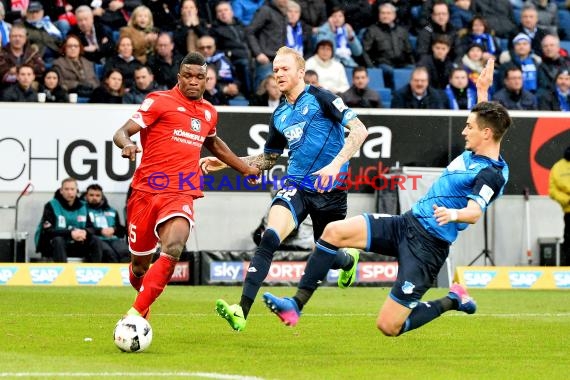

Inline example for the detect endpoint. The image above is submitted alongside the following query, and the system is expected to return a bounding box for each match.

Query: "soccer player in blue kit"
[264,59,512,336]
[200,46,369,331]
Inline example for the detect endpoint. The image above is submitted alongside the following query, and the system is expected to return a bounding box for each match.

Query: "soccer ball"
[113,315,153,353]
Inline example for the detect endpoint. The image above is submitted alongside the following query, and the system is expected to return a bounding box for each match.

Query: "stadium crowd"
[0,0,569,110]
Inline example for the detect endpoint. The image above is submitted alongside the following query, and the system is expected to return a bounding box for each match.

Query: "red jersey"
[129,86,217,196]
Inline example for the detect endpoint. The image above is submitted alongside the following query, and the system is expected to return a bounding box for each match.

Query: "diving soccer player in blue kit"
[263,58,512,336]
[200,46,369,331]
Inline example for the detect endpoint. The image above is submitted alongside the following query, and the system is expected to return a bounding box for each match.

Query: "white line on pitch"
[0,372,265,379]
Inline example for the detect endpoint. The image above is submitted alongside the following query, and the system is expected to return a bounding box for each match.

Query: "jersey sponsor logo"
[177,106,186,112]
[205,109,212,121]
[140,98,154,111]
[191,118,201,132]
[0,267,17,284]
[75,267,109,285]
[402,280,415,294]
[172,129,205,142]
[283,122,306,144]
[463,270,496,287]
[508,271,541,288]
[30,266,63,284]
[554,272,570,288]
[479,184,494,204]
[332,97,347,112]
[210,261,243,281]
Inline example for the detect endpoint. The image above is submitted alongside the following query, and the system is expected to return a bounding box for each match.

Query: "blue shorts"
[364,211,449,308]
[272,185,347,241]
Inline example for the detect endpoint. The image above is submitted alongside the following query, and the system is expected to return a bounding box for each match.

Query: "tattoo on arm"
[242,152,280,170]
[332,118,368,166]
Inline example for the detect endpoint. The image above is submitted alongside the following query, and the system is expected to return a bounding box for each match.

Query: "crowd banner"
[455,266,570,289]
[1,104,569,195]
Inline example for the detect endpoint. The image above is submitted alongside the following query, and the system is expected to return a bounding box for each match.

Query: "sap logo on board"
[553,272,570,288]
[75,267,109,285]
[463,271,496,287]
[210,262,243,281]
[30,267,63,284]
[0,267,17,284]
[509,271,541,288]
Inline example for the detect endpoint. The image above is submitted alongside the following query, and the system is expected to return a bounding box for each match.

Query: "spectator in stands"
[341,66,383,108]
[210,1,253,97]
[89,68,124,103]
[0,23,45,89]
[35,177,103,263]
[460,43,487,88]
[250,74,283,109]
[37,68,68,102]
[0,63,38,101]
[456,16,501,62]
[0,2,11,48]
[286,1,313,60]
[246,0,288,89]
[203,64,230,105]
[509,4,551,53]
[119,5,158,64]
[123,65,164,104]
[84,183,130,263]
[23,1,62,61]
[391,66,449,109]
[198,35,241,99]
[68,5,114,65]
[304,69,320,86]
[537,67,570,110]
[305,38,349,94]
[416,1,458,61]
[362,3,414,90]
[549,144,570,265]
[417,35,455,90]
[449,0,473,31]
[53,34,99,99]
[0,0,23,24]
[526,0,559,35]
[316,6,362,67]
[104,35,142,90]
[500,33,542,93]
[296,0,327,32]
[492,65,538,109]
[326,0,374,34]
[98,0,131,30]
[374,0,414,31]
[473,0,517,38]
[231,0,265,26]
[444,67,477,109]
[538,34,570,91]
[143,0,177,32]
[173,0,208,55]
[147,32,183,89]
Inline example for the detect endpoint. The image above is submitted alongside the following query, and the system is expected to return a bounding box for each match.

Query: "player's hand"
[312,162,341,193]
[476,58,494,93]
[199,156,227,174]
[242,165,261,185]
[121,144,141,161]
[433,204,455,226]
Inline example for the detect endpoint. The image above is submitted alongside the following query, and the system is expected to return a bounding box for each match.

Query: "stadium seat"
[377,88,392,108]
[409,35,417,51]
[560,40,570,54]
[367,67,385,92]
[94,64,105,80]
[393,68,413,91]
[112,30,120,43]
[499,38,509,53]
[228,97,249,106]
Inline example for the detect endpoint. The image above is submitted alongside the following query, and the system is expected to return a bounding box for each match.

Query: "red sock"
[129,262,144,292]
[133,253,177,314]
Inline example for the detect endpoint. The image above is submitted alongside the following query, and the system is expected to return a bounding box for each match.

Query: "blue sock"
[241,228,280,317]
[398,297,453,335]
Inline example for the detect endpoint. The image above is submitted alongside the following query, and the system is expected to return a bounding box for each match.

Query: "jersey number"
[276,187,297,201]
[129,223,137,243]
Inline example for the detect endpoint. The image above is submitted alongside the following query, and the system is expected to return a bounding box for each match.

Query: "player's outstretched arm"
[203,136,260,178]
[433,200,483,226]
[200,152,281,174]
[476,58,494,103]
[113,120,142,161]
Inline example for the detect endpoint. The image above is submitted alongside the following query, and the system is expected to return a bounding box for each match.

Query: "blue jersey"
[264,85,358,192]
[412,151,509,243]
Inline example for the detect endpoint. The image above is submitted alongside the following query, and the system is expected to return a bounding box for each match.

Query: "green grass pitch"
[1,286,569,379]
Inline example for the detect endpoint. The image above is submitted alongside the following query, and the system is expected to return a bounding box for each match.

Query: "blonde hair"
[275,46,305,70]
[128,5,154,30]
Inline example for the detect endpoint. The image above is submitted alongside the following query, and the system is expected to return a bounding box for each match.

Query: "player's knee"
[131,261,149,277]
[320,221,344,245]
[376,317,401,337]
[161,239,185,258]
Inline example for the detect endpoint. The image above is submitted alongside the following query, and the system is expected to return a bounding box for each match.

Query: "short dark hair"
[86,183,103,192]
[180,52,206,72]
[471,101,512,142]
[352,66,368,77]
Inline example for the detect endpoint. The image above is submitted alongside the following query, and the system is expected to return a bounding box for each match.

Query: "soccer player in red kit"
[113,52,260,319]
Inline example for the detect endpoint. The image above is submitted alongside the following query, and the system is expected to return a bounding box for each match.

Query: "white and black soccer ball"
[113,315,153,353]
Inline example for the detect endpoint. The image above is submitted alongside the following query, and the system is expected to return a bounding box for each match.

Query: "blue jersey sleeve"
[467,166,506,210]
[264,112,288,154]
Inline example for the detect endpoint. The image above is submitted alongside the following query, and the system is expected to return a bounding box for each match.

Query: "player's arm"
[476,58,494,103]
[433,200,483,226]
[313,117,368,192]
[203,136,260,177]
[113,120,142,161]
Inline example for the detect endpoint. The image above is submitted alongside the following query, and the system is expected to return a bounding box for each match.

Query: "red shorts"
[127,190,196,255]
